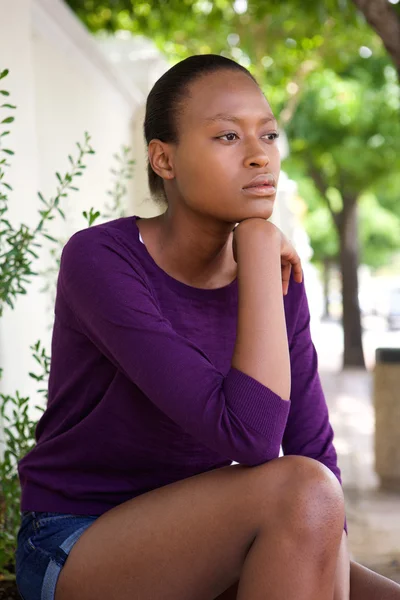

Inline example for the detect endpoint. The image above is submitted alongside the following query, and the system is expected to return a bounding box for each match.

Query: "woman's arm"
[231,218,291,399]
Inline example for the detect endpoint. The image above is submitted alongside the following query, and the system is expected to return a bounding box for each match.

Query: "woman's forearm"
[231,221,291,400]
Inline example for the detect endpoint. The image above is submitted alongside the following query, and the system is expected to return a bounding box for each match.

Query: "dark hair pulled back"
[144,54,258,204]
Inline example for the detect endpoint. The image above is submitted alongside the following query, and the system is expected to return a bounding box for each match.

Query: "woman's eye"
[263,132,280,141]
[218,133,238,142]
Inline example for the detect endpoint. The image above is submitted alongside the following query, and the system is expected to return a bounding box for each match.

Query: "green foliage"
[285,60,400,196]
[359,194,400,268]
[65,0,383,109]
[0,124,96,315]
[0,344,47,577]
[102,145,136,220]
[286,158,400,271]
[283,57,400,269]
[306,206,339,263]
[0,68,135,578]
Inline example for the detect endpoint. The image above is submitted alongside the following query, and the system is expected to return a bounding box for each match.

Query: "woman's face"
[166,69,281,224]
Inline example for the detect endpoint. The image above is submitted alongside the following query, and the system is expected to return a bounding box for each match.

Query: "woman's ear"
[148,140,175,182]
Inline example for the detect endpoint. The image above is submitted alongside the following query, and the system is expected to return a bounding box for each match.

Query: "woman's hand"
[233,219,303,295]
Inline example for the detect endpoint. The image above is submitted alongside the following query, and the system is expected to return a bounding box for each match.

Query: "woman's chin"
[245,202,274,221]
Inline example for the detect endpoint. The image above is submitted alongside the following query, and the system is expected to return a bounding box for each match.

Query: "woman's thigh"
[55,456,344,600]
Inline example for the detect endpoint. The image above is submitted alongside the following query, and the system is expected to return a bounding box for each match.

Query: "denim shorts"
[15,510,99,600]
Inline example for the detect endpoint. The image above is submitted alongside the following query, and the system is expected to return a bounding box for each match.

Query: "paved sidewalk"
[321,368,400,583]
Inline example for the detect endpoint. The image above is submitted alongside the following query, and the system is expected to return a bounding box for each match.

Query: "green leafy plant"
[0,67,135,579]
[0,342,48,579]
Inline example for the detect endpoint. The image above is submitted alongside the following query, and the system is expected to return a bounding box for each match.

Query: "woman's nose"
[243,142,270,169]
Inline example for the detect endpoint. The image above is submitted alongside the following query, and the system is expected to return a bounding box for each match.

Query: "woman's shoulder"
[65,215,137,245]
[60,215,149,281]
[62,216,142,257]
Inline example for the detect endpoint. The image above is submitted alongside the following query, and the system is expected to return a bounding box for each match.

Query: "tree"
[65,0,379,101]
[284,59,400,366]
[65,0,400,82]
[291,171,400,322]
[351,0,400,79]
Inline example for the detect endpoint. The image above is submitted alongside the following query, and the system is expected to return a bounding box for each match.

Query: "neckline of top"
[131,215,238,298]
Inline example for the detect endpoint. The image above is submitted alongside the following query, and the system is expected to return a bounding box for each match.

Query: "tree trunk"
[322,258,332,320]
[338,201,366,369]
[352,0,400,80]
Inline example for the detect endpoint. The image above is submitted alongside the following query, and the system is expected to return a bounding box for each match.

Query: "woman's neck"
[138,210,237,289]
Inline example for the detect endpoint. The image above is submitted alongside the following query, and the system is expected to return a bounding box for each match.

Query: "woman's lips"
[242,185,276,197]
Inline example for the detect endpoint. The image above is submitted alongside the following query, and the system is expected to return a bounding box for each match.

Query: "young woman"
[16,54,400,600]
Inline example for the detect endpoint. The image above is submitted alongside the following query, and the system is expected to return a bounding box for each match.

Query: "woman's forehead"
[182,75,274,126]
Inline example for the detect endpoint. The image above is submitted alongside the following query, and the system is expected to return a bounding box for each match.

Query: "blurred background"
[1,0,400,585]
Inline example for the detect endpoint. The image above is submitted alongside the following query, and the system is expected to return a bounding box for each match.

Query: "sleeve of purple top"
[282,280,348,534]
[59,228,291,467]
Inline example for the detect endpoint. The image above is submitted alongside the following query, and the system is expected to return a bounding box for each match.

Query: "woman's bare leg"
[55,455,345,600]
[350,561,400,599]
[214,548,400,600]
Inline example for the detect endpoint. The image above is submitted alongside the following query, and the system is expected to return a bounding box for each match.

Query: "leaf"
[1,149,14,155]
[1,104,16,109]
[55,172,62,183]
[26,248,39,259]
[42,233,57,242]
[0,70,9,80]
[1,117,14,124]
[0,130,10,137]
[0,90,10,96]
[28,372,40,381]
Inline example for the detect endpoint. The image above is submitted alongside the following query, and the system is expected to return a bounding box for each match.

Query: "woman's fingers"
[281,263,292,295]
[291,255,303,283]
[281,250,303,294]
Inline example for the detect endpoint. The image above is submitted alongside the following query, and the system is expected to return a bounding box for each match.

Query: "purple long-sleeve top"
[18,215,346,532]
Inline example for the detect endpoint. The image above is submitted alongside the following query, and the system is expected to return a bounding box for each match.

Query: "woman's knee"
[250,455,345,538]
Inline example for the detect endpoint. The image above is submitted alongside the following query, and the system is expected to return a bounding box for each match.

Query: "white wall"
[0,0,47,432]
